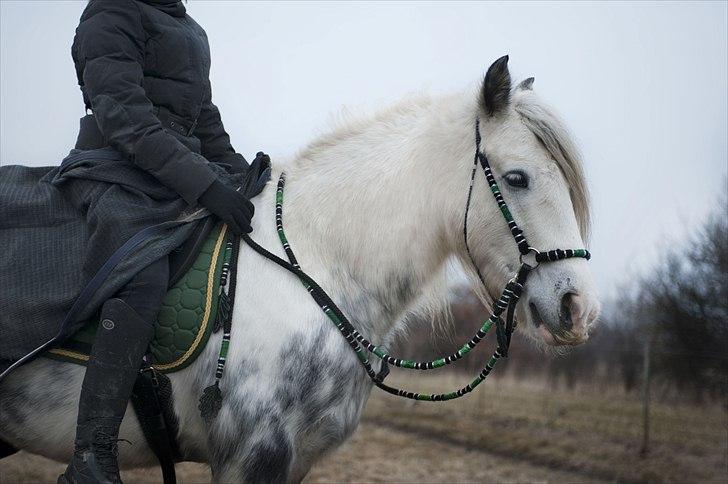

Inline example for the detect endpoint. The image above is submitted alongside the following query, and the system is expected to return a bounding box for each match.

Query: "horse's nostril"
[560,292,575,330]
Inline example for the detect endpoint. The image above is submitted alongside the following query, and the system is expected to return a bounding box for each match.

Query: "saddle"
[46,220,231,373]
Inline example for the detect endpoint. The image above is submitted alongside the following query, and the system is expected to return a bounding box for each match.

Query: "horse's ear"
[518,77,535,91]
[480,55,512,116]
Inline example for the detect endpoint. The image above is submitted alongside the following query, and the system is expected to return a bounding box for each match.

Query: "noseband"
[227,118,591,406]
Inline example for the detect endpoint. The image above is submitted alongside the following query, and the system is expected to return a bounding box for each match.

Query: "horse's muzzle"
[531,292,598,346]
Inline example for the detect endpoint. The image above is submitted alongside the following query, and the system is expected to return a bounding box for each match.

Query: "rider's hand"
[198,180,254,235]
[253,151,270,166]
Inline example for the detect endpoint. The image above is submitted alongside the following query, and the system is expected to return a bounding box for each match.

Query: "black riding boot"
[59,298,155,484]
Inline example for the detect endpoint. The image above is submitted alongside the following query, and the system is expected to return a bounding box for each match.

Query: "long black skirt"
[0,147,268,373]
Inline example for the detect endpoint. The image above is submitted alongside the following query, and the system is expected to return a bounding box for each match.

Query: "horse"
[0,56,600,483]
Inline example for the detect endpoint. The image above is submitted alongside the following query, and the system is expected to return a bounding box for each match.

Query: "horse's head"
[461,56,600,347]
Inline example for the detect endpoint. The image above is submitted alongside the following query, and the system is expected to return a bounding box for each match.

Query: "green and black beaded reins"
[202,118,591,415]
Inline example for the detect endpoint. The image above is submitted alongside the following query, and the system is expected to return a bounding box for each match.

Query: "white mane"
[295,93,438,165]
[296,88,590,237]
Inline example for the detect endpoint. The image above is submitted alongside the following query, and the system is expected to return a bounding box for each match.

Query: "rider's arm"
[193,77,249,174]
[72,0,216,205]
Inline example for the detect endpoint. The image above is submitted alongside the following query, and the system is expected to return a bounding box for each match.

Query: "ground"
[1,374,725,483]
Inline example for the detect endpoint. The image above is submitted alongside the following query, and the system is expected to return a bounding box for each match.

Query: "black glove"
[198,180,254,234]
[253,151,270,166]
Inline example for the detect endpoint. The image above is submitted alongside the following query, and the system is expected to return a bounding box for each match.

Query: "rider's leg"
[60,255,168,484]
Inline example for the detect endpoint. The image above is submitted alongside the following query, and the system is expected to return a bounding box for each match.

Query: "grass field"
[1,373,725,483]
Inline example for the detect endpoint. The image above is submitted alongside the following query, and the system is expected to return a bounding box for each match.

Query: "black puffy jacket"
[72,0,247,205]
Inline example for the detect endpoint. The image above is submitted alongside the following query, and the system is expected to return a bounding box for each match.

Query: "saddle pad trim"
[49,348,89,362]
[155,223,226,371]
[47,223,229,373]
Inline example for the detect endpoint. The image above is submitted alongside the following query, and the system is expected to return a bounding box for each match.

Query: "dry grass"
[354,373,727,483]
[305,421,599,484]
[1,374,725,483]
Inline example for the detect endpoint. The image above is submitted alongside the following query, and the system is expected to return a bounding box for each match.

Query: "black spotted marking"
[242,427,292,484]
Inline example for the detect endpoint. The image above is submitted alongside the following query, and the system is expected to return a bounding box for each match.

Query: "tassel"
[200,231,238,422]
[213,291,230,333]
[199,382,223,423]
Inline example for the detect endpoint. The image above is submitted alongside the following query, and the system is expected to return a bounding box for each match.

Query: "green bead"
[220,339,229,357]
[457,343,471,356]
[469,374,484,387]
[500,205,514,221]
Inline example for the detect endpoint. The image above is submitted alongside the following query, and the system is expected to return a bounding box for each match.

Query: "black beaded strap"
[237,117,592,402]
[243,228,510,401]
[536,248,591,263]
[464,118,590,269]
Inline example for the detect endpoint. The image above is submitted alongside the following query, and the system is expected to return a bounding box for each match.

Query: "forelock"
[513,92,591,241]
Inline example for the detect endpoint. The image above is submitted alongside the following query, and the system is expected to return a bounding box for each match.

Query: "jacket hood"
[140,0,186,17]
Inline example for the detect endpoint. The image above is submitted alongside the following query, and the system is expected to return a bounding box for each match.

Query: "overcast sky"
[1,1,726,300]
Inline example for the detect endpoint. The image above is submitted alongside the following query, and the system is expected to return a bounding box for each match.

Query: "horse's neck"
[279,94,474,343]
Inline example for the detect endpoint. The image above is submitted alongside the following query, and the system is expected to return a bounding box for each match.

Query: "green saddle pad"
[46,223,231,373]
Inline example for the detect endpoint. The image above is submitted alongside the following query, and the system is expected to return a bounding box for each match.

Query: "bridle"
[462,118,591,358]
[206,117,592,409]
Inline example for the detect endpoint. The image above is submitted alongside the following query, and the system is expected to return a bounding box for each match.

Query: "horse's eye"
[503,170,529,189]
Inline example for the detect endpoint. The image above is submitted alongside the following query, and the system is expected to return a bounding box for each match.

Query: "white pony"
[0,57,600,482]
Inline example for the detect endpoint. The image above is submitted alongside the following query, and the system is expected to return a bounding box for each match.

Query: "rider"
[60,1,254,482]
